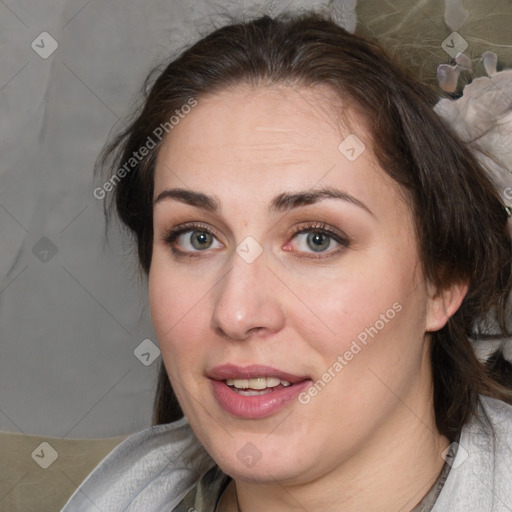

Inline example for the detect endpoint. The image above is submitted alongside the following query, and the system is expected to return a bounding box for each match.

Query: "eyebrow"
[154,189,220,212]
[270,187,373,216]
[154,186,373,216]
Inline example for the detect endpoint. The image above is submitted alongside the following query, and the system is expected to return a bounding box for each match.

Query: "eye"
[179,230,220,251]
[163,223,223,255]
[292,230,339,253]
[295,231,335,252]
[284,223,349,257]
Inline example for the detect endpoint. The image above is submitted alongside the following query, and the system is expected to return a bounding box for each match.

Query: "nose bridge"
[211,248,284,340]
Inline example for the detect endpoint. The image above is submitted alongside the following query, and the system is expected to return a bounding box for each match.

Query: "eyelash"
[162,221,350,259]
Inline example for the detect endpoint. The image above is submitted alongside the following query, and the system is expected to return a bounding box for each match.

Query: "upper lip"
[208,364,310,384]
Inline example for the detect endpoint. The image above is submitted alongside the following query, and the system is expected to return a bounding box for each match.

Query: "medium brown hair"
[100,12,512,438]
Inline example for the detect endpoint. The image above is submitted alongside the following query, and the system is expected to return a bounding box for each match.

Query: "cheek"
[149,273,212,417]
[285,262,428,395]
[286,266,410,348]
[148,259,209,368]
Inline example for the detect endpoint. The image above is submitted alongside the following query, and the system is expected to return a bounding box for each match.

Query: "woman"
[62,12,512,512]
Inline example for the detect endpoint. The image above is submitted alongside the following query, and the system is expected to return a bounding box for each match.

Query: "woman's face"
[149,84,447,483]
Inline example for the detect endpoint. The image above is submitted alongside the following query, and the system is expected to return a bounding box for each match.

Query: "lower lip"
[210,379,312,419]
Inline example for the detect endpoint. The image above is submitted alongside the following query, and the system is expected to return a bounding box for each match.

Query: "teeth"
[226,377,292,389]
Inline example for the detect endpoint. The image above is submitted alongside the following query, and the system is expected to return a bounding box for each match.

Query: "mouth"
[207,364,312,418]
[224,376,293,396]
[208,363,309,388]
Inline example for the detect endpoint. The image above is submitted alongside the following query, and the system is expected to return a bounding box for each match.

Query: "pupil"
[191,231,212,250]
[307,232,330,252]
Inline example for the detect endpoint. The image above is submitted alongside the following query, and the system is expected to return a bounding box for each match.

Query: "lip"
[208,364,312,419]
[207,364,309,384]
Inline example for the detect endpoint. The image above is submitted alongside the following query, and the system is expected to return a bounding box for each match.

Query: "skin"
[149,84,467,512]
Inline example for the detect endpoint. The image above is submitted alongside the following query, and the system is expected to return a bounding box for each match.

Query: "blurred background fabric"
[357,0,512,88]
[0,0,511,445]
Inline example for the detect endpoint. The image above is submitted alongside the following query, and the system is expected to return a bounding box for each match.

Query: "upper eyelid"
[289,222,350,242]
[163,222,348,250]
[166,222,220,235]
[165,221,341,237]
[290,222,340,235]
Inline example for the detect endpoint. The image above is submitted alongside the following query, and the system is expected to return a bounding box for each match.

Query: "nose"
[211,251,286,341]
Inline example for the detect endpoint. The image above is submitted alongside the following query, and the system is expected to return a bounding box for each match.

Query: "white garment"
[60,396,512,511]
[60,417,215,512]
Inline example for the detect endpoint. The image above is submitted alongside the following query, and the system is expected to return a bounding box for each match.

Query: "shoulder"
[60,417,215,512]
[433,396,512,511]
[477,394,512,434]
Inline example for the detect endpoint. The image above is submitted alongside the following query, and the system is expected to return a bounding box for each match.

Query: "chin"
[221,456,305,484]
[204,432,318,485]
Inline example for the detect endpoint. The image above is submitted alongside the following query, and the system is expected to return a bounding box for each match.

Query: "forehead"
[154,84,401,213]
[158,84,349,165]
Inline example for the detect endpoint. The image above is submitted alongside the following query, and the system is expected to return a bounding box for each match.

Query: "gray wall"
[0,0,355,438]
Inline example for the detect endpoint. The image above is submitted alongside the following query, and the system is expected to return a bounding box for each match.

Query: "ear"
[425,281,468,332]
